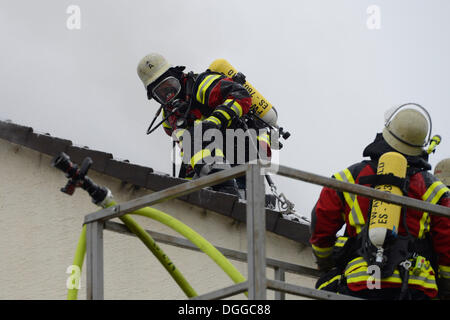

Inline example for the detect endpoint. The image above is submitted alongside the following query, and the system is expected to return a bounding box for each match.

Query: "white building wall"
[0,139,316,300]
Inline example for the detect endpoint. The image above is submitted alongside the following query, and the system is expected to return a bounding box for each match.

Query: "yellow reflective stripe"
[409,275,437,290]
[311,244,333,258]
[439,265,450,279]
[216,109,231,121]
[430,185,450,204]
[334,171,354,205]
[334,169,365,233]
[418,212,430,239]
[318,274,342,290]
[423,181,449,204]
[196,74,221,104]
[351,201,365,234]
[190,149,212,168]
[345,257,437,290]
[257,133,271,146]
[335,237,348,247]
[224,98,243,117]
[205,116,221,126]
[346,271,379,284]
[343,167,366,231]
[346,270,437,289]
[215,109,232,127]
[422,181,441,202]
[420,181,450,238]
[344,257,366,276]
[343,168,356,184]
[335,171,358,229]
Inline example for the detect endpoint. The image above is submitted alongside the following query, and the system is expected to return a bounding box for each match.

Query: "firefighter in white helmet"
[137,53,272,197]
[382,104,432,157]
[310,103,450,300]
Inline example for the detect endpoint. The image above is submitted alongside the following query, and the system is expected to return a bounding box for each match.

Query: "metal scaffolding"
[82,163,450,300]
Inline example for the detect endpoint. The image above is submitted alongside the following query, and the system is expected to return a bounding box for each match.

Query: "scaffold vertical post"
[246,164,267,299]
[86,221,104,300]
[274,267,286,300]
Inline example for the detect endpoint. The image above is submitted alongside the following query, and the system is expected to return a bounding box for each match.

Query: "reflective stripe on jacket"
[162,71,252,136]
[310,160,450,297]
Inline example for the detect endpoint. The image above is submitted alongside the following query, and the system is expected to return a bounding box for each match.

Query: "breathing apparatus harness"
[331,114,443,298]
[231,72,291,147]
[229,72,308,222]
[330,160,437,300]
[143,66,305,222]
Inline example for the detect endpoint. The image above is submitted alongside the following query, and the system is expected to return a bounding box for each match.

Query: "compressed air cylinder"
[208,58,278,127]
[368,152,407,257]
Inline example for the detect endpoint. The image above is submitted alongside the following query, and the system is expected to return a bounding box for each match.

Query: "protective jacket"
[310,134,450,299]
[161,71,250,135]
[160,70,271,178]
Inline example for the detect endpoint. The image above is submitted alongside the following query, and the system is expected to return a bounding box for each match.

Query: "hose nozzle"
[52,152,109,204]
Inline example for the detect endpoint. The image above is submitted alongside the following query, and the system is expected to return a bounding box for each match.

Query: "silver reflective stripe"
[336,170,365,228]
[440,269,450,279]
[346,270,403,281]
[345,258,365,274]
[350,204,364,227]
[346,266,436,286]
[197,74,221,104]
[345,270,370,281]
[312,244,333,258]
[409,273,436,285]
[419,182,449,238]
[424,182,448,203]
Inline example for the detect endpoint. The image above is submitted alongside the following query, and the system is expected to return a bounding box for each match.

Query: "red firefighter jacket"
[160,70,271,177]
[310,137,450,298]
[161,70,252,136]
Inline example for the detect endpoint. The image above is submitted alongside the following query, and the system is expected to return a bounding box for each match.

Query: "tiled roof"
[0,120,311,244]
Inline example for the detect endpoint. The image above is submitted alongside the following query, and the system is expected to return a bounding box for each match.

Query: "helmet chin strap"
[386,128,426,148]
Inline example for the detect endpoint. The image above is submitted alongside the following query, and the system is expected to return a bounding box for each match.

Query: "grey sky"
[1,1,449,218]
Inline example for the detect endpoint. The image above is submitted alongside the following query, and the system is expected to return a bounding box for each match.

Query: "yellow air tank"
[208,58,278,127]
[368,151,407,263]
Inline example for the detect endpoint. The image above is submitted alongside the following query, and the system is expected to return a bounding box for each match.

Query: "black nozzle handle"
[79,157,93,179]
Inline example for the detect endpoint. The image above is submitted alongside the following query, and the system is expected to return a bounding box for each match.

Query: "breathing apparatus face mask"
[149,76,181,105]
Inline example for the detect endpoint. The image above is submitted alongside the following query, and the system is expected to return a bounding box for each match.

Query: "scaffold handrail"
[83,163,450,300]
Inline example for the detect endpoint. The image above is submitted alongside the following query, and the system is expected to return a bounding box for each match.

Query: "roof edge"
[0,119,311,244]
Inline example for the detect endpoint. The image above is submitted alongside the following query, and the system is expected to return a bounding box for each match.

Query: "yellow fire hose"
[131,206,248,291]
[67,225,87,300]
[67,202,247,299]
[117,214,198,297]
[67,208,197,299]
